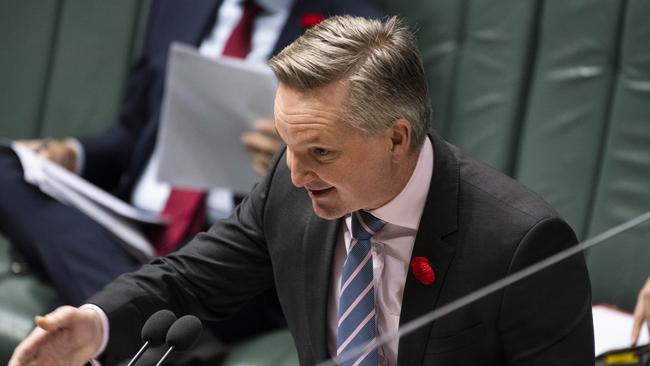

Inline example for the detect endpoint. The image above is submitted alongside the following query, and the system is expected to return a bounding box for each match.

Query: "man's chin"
[310,202,346,220]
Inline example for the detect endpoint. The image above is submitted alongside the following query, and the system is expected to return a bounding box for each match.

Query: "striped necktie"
[337,210,385,365]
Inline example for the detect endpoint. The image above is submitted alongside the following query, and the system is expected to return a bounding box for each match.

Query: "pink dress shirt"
[327,137,434,365]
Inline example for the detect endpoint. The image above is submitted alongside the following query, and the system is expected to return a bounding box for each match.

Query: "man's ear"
[389,118,412,159]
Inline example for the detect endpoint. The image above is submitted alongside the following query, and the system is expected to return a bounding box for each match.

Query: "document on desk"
[157,43,278,194]
[593,304,649,356]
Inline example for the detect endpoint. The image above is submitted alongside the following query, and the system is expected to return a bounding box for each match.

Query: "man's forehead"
[274,86,347,125]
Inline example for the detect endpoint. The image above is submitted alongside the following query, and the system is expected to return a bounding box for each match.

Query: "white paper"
[593,304,649,356]
[8,142,158,259]
[41,159,167,224]
[157,43,277,194]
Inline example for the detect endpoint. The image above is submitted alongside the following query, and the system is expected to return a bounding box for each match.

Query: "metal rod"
[127,340,149,366]
[155,346,175,366]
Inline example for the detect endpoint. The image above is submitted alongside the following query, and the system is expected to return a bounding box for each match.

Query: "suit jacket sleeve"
[499,217,594,365]
[87,149,283,364]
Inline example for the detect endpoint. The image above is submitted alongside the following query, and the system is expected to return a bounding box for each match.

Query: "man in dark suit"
[0,0,380,306]
[9,15,594,366]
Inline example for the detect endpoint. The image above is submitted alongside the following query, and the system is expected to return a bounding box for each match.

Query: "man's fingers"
[17,139,42,149]
[631,322,641,345]
[38,149,54,161]
[631,291,645,345]
[37,306,77,331]
[8,327,48,365]
[10,306,97,366]
[252,154,270,176]
[18,139,58,161]
[13,309,72,364]
[253,119,278,135]
[253,163,266,176]
[637,288,650,339]
[241,132,281,154]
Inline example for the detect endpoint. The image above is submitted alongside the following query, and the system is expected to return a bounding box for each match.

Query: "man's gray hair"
[268,15,431,150]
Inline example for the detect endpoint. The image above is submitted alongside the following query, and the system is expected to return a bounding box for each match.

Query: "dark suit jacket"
[76,0,382,200]
[90,133,594,365]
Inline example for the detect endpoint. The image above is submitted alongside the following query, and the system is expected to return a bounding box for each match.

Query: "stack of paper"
[9,142,163,260]
[593,304,649,356]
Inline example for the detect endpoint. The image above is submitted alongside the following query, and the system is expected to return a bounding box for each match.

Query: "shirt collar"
[368,136,434,230]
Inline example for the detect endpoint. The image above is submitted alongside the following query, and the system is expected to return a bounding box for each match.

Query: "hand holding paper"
[241,118,283,176]
[8,142,158,259]
[18,138,78,173]
[157,43,278,194]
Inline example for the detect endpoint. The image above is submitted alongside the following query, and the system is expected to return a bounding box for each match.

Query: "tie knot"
[351,211,385,241]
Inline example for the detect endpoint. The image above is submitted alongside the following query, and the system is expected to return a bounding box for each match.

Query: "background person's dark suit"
[0,0,381,305]
[90,133,594,365]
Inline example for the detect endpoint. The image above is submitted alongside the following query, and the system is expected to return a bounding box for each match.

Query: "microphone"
[154,315,203,366]
[126,309,177,366]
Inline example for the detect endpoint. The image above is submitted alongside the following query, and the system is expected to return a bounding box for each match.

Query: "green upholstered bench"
[0,236,56,360]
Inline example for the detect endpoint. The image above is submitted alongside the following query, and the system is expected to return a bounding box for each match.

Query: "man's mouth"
[307,187,334,197]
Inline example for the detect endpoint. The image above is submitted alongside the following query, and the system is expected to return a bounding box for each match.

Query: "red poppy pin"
[411,257,435,285]
[301,13,326,28]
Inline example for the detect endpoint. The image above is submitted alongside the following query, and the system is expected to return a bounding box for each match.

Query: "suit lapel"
[397,133,460,365]
[183,0,223,46]
[303,213,340,362]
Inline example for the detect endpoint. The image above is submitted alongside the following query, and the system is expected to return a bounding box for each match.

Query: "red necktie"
[222,1,263,58]
[151,1,262,256]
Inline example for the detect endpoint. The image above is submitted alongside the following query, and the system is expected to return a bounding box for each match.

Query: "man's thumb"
[35,306,76,331]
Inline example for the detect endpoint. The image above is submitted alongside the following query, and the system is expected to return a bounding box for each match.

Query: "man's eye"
[313,148,330,157]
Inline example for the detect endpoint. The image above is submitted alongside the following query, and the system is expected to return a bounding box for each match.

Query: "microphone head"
[165,315,203,352]
[141,309,177,346]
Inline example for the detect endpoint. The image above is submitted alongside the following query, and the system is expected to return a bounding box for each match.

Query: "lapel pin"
[301,13,326,29]
[411,256,435,285]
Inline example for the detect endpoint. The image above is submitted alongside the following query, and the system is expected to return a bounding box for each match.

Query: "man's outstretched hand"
[9,305,103,366]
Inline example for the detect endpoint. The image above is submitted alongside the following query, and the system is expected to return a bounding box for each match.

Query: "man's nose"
[287,151,312,188]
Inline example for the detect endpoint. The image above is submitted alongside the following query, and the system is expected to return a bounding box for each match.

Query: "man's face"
[274,81,401,219]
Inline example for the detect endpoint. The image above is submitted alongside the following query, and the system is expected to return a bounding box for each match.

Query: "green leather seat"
[586,0,650,238]
[440,0,538,174]
[0,0,59,138]
[514,0,626,239]
[0,236,56,360]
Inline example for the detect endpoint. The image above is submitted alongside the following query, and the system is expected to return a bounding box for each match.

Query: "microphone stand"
[155,345,175,366]
[127,340,149,366]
